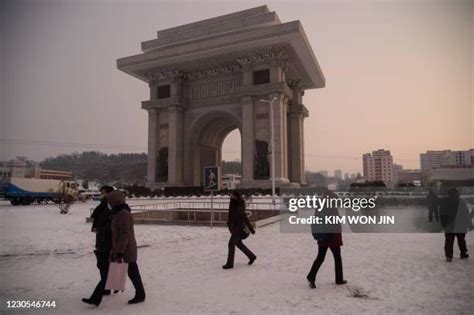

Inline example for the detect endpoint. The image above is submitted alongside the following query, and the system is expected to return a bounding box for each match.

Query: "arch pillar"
[241,96,254,186]
[146,109,159,185]
[168,104,184,186]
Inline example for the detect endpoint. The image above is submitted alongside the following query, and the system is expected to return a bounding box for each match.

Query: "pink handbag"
[105,262,128,291]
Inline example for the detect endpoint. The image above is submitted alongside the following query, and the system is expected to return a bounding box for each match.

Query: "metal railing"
[88,197,286,215]
[129,198,286,212]
[126,197,286,225]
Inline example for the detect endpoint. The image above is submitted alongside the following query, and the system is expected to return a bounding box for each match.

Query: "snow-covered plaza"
[1,200,473,314]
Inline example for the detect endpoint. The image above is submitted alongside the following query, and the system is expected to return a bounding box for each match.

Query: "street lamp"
[259,96,278,205]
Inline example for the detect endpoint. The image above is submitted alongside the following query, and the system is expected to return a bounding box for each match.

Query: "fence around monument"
[126,197,285,225]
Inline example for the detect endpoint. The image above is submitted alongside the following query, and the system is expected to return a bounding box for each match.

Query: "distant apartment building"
[421,149,474,186]
[362,149,394,186]
[420,149,474,170]
[445,150,474,167]
[392,164,403,184]
[344,173,350,180]
[334,170,342,179]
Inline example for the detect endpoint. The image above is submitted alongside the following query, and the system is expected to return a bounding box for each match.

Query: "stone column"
[269,92,289,184]
[241,96,254,184]
[288,109,305,184]
[146,109,159,186]
[168,105,184,186]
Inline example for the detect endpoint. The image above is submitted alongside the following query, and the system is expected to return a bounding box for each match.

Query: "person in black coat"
[426,188,439,222]
[440,188,472,262]
[222,191,256,269]
[82,185,114,306]
[307,189,346,289]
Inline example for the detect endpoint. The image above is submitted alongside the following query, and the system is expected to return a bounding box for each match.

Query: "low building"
[426,168,474,191]
[221,174,241,190]
[0,159,27,179]
[34,165,73,180]
[420,149,474,170]
[398,169,422,186]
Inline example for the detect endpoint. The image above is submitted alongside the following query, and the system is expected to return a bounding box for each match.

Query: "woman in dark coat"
[306,190,346,288]
[82,185,114,306]
[108,191,146,304]
[222,191,256,269]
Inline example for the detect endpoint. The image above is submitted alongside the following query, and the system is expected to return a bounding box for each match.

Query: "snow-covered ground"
[0,200,473,314]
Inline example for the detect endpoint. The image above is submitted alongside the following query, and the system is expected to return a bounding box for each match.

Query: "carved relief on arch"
[189,79,241,99]
[236,48,289,70]
[143,69,184,81]
[185,64,241,80]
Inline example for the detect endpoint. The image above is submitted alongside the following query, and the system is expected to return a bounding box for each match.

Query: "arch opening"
[185,110,242,186]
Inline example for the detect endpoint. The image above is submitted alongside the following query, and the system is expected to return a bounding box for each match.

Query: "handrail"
[129,200,286,212]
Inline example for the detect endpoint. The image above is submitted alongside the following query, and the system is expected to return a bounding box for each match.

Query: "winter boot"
[128,294,145,304]
[306,275,316,289]
[81,298,99,307]
[248,256,257,265]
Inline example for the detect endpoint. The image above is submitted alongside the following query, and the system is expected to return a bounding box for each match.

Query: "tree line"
[41,152,244,185]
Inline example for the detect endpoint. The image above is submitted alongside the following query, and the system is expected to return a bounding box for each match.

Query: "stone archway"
[185,110,242,186]
[117,5,325,188]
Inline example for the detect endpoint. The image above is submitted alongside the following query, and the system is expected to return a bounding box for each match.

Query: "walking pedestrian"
[82,185,114,306]
[222,191,256,269]
[440,188,471,262]
[307,190,347,289]
[426,188,439,222]
[108,191,146,304]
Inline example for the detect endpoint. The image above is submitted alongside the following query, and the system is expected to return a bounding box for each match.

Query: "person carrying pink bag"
[108,191,146,304]
[82,190,146,306]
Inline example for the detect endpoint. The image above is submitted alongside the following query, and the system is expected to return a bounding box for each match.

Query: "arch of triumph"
[117,6,325,188]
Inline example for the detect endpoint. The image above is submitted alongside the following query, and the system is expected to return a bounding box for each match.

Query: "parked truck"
[2,177,79,206]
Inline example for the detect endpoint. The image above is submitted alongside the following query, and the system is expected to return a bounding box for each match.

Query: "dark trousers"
[444,233,467,258]
[307,246,343,283]
[89,251,110,304]
[226,233,256,266]
[428,206,439,222]
[128,261,145,297]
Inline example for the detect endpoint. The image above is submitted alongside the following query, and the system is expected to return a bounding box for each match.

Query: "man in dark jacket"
[307,189,346,289]
[108,191,146,304]
[82,185,114,306]
[222,191,256,269]
[426,188,439,222]
[440,188,471,261]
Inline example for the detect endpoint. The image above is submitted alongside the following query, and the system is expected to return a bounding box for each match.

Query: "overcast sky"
[1,0,472,174]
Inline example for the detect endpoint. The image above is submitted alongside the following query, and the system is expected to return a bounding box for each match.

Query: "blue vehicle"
[2,177,78,206]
